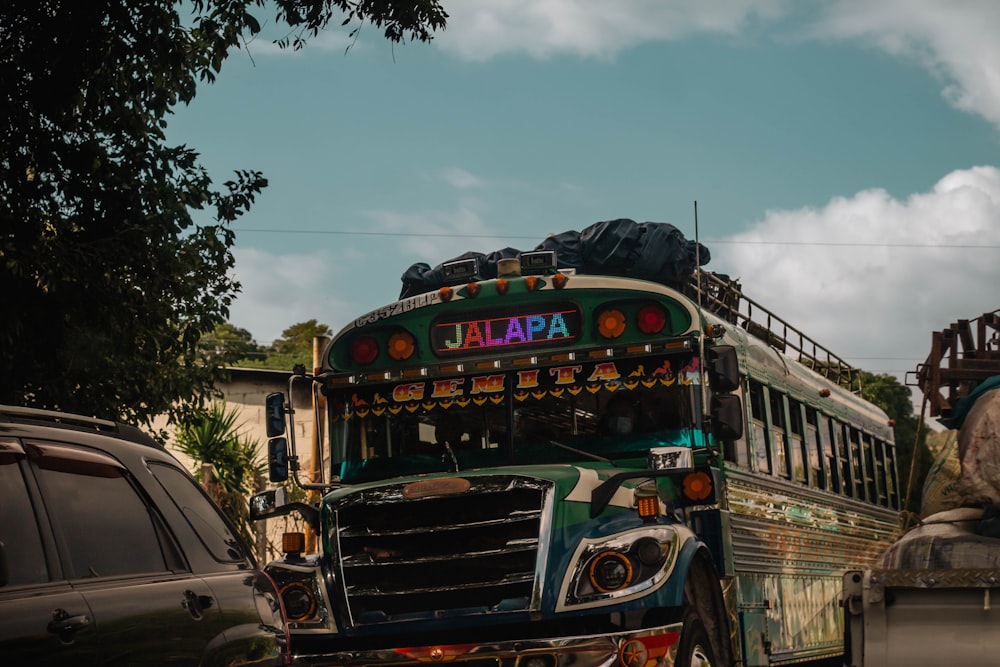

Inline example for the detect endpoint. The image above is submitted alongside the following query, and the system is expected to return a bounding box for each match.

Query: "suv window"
[0,439,48,585]
[30,442,168,579]
[149,463,245,563]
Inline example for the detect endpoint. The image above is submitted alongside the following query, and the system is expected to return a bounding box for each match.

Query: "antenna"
[694,200,710,427]
[694,201,702,310]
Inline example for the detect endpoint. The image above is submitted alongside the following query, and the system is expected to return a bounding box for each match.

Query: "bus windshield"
[327,354,704,484]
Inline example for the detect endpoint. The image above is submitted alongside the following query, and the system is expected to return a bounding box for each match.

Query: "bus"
[252,241,900,667]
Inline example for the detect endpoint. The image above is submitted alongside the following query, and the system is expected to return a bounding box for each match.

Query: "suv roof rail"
[0,405,164,450]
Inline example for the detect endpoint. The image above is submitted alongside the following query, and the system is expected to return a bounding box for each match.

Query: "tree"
[235,320,333,371]
[0,1,446,425]
[858,372,932,513]
[199,322,266,365]
[273,319,334,356]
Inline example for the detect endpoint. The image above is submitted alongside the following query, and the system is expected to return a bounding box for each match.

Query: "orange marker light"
[682,471,713,501]
[552,273,569,289]
[597,308,627,339]
[282,531,306,555]
[466,282,480,298]
[439,286,454,302]
[387,331,416,361]
[496,279,509,295]
[636,495,660,519]
[525,276,540,291]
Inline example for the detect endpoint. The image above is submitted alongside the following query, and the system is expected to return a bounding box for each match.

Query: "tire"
[676,608,717,667]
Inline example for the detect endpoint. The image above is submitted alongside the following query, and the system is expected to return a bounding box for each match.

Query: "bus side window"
[788,399,807,484]
[873,438,889,507]
[722,385,751,468]
[768,389,789,479]
[849,428,865,500]
[805,407,826,489]
[835,422,851,497]
[819,413,838,492]
[748,381,771,474]
[862,433,878,504]
[884,444,900,509]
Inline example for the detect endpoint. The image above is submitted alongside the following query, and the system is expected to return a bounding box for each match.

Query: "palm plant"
[174,401,263,548]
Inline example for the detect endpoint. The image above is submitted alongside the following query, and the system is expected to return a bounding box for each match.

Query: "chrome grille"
[333,476,549,625]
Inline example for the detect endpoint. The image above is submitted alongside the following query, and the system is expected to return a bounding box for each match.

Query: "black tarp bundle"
[399,218,711,299]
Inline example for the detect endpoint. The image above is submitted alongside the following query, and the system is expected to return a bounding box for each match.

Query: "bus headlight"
[559,527,680,609]
[280,581,317,622]
[265,559,337,632]
[589,551,633,592]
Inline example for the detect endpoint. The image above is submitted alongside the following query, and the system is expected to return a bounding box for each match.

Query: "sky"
[168,0,1000,403]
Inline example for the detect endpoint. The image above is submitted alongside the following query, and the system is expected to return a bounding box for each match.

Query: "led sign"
[431,305,580,355]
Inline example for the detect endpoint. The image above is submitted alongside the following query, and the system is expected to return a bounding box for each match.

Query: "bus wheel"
[676,608,717,667]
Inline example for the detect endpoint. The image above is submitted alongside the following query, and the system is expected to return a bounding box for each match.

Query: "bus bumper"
[290,623,683,667]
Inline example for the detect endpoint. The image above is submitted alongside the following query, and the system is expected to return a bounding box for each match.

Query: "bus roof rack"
[686,271,861,392]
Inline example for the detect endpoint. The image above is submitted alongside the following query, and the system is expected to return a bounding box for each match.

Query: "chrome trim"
[328,475,553,626]
[291,621,684,667]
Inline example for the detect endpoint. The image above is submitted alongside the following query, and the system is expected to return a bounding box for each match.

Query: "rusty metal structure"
[912,309,1000,419]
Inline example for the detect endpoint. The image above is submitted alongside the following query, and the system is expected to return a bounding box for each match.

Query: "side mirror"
[267,437,289,482]
[265,392,286,438]
[249,487,320,534]
[711,394,744,440]
[706,345,740,393]
[249,486,288,521]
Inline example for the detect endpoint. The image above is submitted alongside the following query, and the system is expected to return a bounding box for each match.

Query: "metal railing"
[685,271,861,392]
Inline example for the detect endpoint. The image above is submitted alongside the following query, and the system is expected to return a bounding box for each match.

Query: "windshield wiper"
[546,439,611,463]
[442,443,460,472]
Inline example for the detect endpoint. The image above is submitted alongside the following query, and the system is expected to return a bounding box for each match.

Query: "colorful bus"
[252,245,900,667]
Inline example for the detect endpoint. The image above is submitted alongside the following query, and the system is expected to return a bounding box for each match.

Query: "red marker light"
[637,304,667,334]
[350,335,379,365]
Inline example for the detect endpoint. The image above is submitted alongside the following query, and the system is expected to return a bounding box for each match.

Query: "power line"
[239,229,538,239]
[709,240,999,249]
[236,228,1000,249]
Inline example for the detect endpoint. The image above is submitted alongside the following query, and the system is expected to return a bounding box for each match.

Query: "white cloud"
[361,204,516,263]
[708,165,1000,383]
[434,1,1000,133]
[242,14,363,57]
[805,0,1000,132]
[436,0,787,61]
[442,167,484,189]
[228,247,361,344]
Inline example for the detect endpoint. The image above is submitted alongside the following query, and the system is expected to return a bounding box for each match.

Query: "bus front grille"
[333,476,550,625]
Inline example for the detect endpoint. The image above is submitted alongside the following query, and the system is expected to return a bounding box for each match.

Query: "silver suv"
[0,405,288,665]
